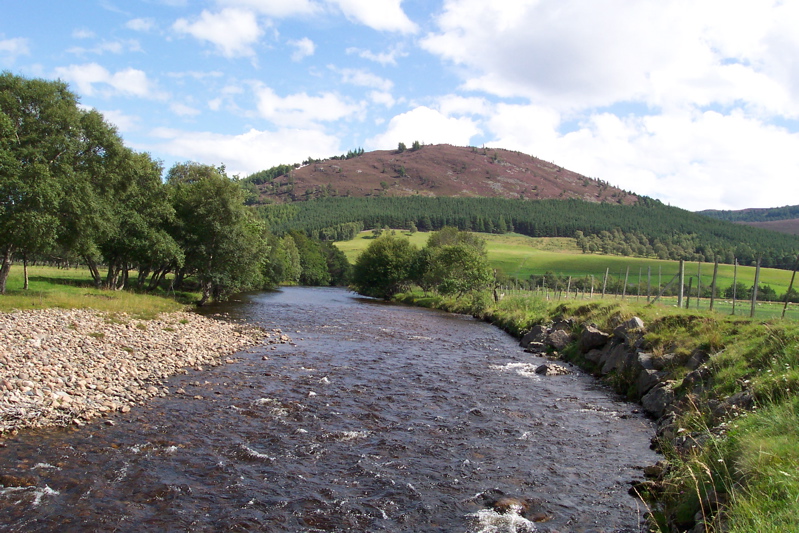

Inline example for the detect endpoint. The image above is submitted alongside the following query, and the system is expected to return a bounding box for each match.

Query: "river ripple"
[0,287,658,532]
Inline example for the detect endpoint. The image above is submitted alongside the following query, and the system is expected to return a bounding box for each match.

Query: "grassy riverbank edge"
[394,290,799,533]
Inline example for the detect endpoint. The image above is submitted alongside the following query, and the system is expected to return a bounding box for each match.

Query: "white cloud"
[421,0,799,116]
[328,0,417,34]
[288,37,315,61]
[72,29,96,39]
[67,39,143,56]
[346,45,407,66]
[126,18,156,32]
[170,102,202,116]
[149,126,342,175]
[216,0,319,17]
[367,106,481,149]
[334,67,393,91]
[480,103,799,210]
[54,63,165,99]
[369,91,395,107]
[0,37,30,64]
[99,109,141,132]
[173,8,264,58]
[254,84,363,126]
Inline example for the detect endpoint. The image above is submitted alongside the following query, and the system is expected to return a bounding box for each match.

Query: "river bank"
[0,308,290,434]
[395,291,799,532]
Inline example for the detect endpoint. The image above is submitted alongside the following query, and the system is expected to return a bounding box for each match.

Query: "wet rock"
[519,325,548,348]
[535,363,572,376]
[0,473,37,487]
[545,329,571,352]
[493,497,529,514]
[523,341,546,354]
[579,324,611,353]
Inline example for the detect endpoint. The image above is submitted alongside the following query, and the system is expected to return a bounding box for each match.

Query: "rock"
[492,497,529,514]
[519,325,548,348]
[584,348,604,364]
[600,342,633,375]
[651,353,676,371]
[579,324,611,353]
[551,318,574,332]
[535,363,572,376]
[641,382,676,418]
[0,474,37,487]
[686,349,710,371]
[523,341,546,353]
[614,316,645,341]
[637,368,667,398]
[545,329,571,351]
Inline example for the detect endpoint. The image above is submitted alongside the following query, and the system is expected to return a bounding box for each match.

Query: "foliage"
[289,231,331,286]
[700,205,799,223]
[167,162,269,305]
[350,233,417,299]
[262,197,799,269]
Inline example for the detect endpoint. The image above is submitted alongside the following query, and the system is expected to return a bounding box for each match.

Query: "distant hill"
[245,144,637,205]
[698,205,799,236]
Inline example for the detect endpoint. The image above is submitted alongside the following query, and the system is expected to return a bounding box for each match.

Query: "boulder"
[545,329,571,352]
[519,325,548,348]
[637,368,668,398]
[579,325,611,353]
[613,316,646,341]
[584,348,604,364]
[523,341,546,354]
[642,382,676,418]
[535,363,572,376]
[686,349,710,371]
[600,342,633,375]
[551,318,574,332]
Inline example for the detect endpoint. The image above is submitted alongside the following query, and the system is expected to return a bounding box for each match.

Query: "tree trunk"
[22,253,29,290]
[85,256,102,289]
[198,280,212,306]
[0,244,14,295]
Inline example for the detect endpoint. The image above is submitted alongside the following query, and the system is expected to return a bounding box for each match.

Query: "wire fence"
[498,259,799,320]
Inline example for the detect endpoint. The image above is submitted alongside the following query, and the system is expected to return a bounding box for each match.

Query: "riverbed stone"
[535,363,572,376]
[0,308,288,434]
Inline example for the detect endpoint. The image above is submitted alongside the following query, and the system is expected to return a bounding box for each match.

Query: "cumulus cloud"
[367,106,481,149]
[54,63,166,99]
[148,126,342,175]
[0,37,30,64]
[173,8,264,58]
[99,109,141,132]
[288,37,315,61]
[254,84,363,126]
[421,0,799,116]
[328,0,417,34]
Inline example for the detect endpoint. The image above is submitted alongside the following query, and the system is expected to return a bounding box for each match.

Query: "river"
[0,287,658,532]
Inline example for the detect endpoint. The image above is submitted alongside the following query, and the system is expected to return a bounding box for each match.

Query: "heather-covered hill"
[247,144,637,205]
[699,205,799,236]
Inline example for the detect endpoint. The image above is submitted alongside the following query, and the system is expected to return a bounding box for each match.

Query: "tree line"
[260,196,799,269]
[0,72,348,303]
[351,227,493,301]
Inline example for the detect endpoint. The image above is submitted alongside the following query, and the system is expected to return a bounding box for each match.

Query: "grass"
[336,231,798,298]
[0,265,192,319]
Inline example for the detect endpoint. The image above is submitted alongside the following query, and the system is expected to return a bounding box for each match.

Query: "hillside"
[248,144,637,205]
[699,205,799,236]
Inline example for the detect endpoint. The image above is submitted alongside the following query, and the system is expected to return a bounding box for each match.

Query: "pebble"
[0,308,290,434]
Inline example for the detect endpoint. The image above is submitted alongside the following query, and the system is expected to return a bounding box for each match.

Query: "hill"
[246,144,637,205]
[699,205,799,236]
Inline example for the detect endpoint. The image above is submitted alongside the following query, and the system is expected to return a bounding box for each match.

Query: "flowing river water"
[1,287,659,532]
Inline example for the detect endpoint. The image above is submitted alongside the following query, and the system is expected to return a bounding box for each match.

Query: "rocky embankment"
[0,308,291,434]
[519,316,750,532]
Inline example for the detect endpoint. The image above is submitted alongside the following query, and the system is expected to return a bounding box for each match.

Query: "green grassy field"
[0,265,189,318]
[336,231,797,296]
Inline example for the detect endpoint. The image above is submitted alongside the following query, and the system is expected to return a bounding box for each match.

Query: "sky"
[2,0,799,212]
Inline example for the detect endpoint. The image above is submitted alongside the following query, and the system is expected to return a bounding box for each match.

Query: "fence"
[498,257,799,320]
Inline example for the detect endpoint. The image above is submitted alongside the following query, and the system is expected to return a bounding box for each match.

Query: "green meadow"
[0,265,188,318]
[336,231,797,296]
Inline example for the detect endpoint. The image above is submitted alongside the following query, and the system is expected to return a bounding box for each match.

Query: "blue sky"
[2,0,799,211]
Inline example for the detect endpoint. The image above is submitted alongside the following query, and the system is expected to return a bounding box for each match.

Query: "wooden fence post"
[732,258,738,315]
[622,266,629,299]
[782,253,799,319]
[710,259,719,312]
[602,268,609,298]
[696,262,702,309]
[751,257,761,318]
[678,260,685,308]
